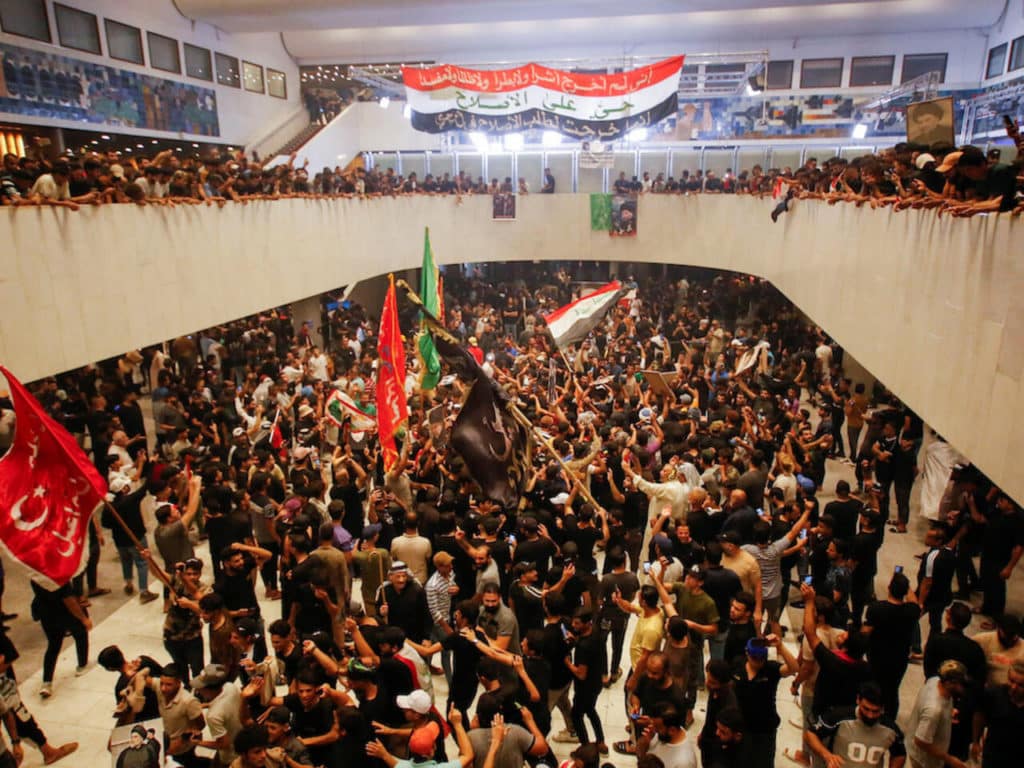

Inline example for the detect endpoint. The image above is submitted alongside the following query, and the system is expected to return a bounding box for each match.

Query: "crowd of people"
[1,117,1021,217]
[1,266,1022,768]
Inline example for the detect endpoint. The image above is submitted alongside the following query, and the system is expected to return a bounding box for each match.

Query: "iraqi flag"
[0,366,106,588]
[325,389,377,432]
[402,56,683,140]
[544,281,627,349]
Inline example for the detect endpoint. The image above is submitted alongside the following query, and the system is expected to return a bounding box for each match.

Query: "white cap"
[550,492,570,506]
[396,689,432,714]
[915,153,936,170]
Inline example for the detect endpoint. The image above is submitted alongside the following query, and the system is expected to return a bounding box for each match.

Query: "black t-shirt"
[509,582,545,634]
[542,622,574,689]
[635,676,687,715]
[733,660,782,732]
[812,643,871,717]
[973,163,1018,212]
[981,683,1024,768]
[982,510,1024,565]
[329,482,365,538]
[442,630,484,705]
[573,631,606,689]
[703,566,742,623]
[205,513,251,557]
[215,556,260,617]
[358,685,403,728]
[284,694,336,761]
[724,622,757,666]
[513,537,557,578]
[864,600,919,671]
[119,655,164,721]
[565,522,603,573]
[824,499,862,541]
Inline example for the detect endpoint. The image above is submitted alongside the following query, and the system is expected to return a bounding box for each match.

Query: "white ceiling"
[175,0,1007,63]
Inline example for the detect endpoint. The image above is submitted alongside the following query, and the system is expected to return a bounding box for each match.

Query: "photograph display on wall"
[243,60,264,93]
[906,96,955,146]
[0,41,219,135]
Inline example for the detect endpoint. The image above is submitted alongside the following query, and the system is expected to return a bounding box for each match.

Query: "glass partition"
[612,152,637,185]
[374,152,399,173]
[487,153,513,184]
[457,154,482,183]
[577,165,605,193]
[545,152,573,192]
[638,149,670,180]
[670,149,701,178]
[703,149,735,177]
[516,153,543,190]
[428,153,453,179]
[737,148,768,173]
[402,153,426,180]
[768,147,802,171]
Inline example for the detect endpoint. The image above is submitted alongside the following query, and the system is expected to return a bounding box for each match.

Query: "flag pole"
[396,279,605,512]
[101,499,179,597]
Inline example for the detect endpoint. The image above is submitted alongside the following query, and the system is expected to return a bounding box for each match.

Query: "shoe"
[791,600,805,609]
[42,741,78,765]
[124,583,135,595]
[87,588,111,597]
[139,591,159,604]
[40,683,53,698]
[598,743,609,756]
[610,667,623,684]
[552,729,579,743]
[612,741,637,755]
[75,664,89,676]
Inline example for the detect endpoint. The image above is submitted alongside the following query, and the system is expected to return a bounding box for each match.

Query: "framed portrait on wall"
[243,61,264,93]
[906,97,955,147]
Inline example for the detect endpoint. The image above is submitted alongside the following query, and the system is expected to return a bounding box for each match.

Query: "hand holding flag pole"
[395,280,606,513]
[101,498,179,598]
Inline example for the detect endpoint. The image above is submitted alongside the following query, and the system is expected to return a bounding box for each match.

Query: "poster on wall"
[492,192,516,220]
[611,193,637,237]
[579,141,614,168]
[0,41,219,135]
[906,96,956,146]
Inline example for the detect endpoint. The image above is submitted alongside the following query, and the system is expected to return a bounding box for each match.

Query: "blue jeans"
[117,546,149,592]
[709,629,728,661]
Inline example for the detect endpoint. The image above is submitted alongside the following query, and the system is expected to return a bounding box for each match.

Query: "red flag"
[0,366,106,588]
[377,275,408,472]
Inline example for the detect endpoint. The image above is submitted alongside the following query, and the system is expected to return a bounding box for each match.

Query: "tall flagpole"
[396,279,604,512]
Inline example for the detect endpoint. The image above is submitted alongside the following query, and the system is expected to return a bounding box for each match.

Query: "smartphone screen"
[642,562,651,574]
[799,529,808,540]
[894,565,903,574]
[803,575,813,586]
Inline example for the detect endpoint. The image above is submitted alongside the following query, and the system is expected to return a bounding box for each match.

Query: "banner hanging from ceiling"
[402,56,684,140]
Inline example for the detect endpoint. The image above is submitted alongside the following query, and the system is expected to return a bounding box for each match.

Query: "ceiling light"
[100,134,110,140]
[137,143,144,148]
[504,133,524,151]
[152,139,158,144]
[852,123,868,139]
[125,148,132,152]
[627,127,648,142]
[337,154,346,160]
[469,132,488,150]
[403,103,412,119]
[91,140,98,144]
[192,143,199,147]
[379,96,390,109]
[542,131,562,147]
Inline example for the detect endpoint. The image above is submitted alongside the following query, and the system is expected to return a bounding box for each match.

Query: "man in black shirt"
[732,634,798,768]
[215,543,271,659]
[823,481,861,541]
[566,609,606,751]
[850,509,883,628]
[97,646,163,723]
[699,659,740,767]
[972,660,1024,768]
[376,561,430,644]
[918,524,957,636]
[281,671,339,766]
[863,572,920,718]
[979,492,1024,621]
[598,549,639,685]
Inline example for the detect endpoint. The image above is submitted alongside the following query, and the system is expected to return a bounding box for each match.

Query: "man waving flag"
[0,366,106,587]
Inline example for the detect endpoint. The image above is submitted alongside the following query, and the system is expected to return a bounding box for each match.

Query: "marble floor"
[2,450,1022,767]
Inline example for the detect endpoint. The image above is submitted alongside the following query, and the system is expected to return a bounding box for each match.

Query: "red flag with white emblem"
[377,274,408,472]
[0,366,106,588]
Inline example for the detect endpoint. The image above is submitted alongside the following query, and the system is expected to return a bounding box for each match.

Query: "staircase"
[264,122,326,161]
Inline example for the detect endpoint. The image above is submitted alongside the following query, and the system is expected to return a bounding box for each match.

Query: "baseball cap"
[687,565,706,581]
[408,721,440,756]
[232,427,246,437]
[717,530,741,545]
[396,689,432,715]
[362,523,382,539]
[389,560,409,574]
[652,534,673,554]
[550,492,570,506]
[293,446,312,461]
[192,664,229,688]
[938,659,968,684]
[935,151,962,173]
[745,638,769,659]
[914,152,936,169]
[235,618,261,639]
[109,476,132,494]
[109,163,125,179]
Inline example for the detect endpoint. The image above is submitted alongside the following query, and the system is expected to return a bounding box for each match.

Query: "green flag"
[417,228,442,390]
[590,193,612,231]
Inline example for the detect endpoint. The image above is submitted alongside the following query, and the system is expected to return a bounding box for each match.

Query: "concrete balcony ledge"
[1,194,1022,500]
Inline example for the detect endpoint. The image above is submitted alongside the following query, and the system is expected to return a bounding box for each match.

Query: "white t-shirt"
[30,174,70,200]
[649,734,698,768]
[308,353,329,381]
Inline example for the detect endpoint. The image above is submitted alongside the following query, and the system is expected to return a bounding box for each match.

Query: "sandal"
[783,748,809,765]
[613,741,636,755]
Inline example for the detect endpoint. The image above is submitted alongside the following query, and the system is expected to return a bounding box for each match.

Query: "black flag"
[434,337,530,507]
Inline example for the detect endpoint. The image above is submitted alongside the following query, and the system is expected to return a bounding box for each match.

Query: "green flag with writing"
[590,193,612,231]
[417,228,442,390]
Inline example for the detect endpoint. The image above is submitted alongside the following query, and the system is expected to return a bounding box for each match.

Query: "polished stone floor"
[2,433,1021,767]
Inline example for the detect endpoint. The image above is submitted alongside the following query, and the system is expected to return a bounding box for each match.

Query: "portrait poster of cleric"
[906,96,955,147]
[611,193,638,236]
[492,191,516,220]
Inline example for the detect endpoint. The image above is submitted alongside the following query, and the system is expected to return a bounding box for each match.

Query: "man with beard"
[805,682,906,768]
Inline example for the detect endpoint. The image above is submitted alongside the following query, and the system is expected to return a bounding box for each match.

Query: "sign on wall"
[0,41,219,136]
[403,56,684,140]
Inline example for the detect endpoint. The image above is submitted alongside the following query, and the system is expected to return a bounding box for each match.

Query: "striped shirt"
[425,570,453,625]
[742,538,789,600]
